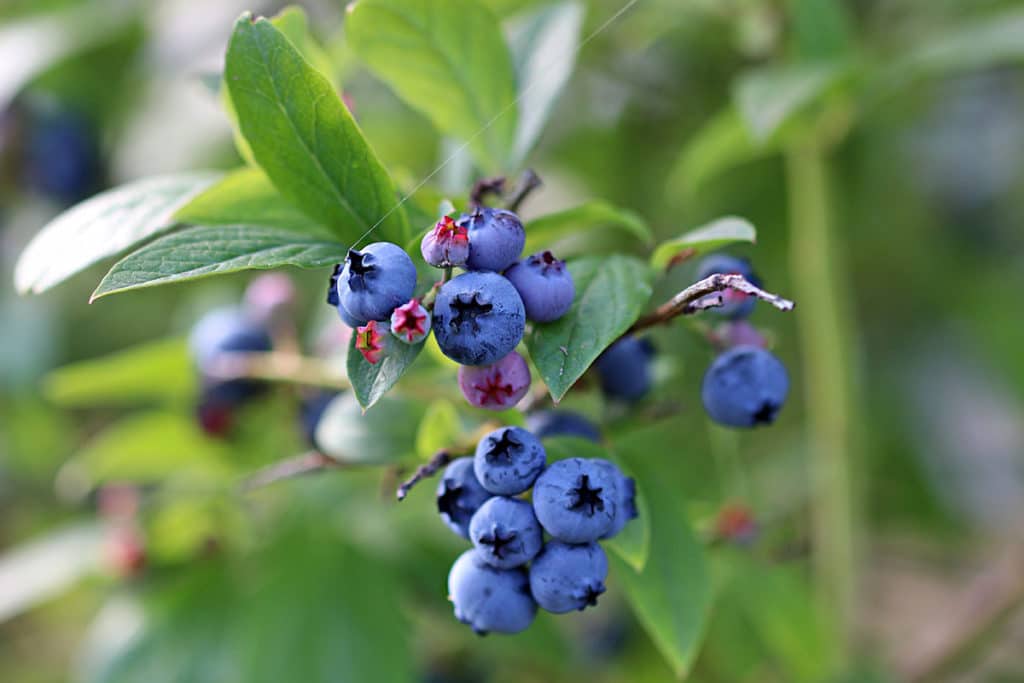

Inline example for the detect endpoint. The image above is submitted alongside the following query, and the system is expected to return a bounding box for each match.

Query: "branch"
[469,176,506,208]
[506,169,542,213]
[240,451,343,491]
[206,351,349,389]
[628,273,795,335]
[396,450,452,501]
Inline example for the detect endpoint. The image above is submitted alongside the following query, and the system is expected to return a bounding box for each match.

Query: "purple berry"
[457,207,525,272]
[420,215,469,267]
[458,351,531,410]
[390,299,430,344]
[504,251,575,322]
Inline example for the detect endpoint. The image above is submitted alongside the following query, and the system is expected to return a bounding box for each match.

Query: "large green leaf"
[609,426,712,678]
[225,14,407,245]
[733,61,846,141]
[346,0,519,171]
[43,338,194,407]
[175,167,328,235]
[507,1,585,164]
[14,173,220,294]
[650,217,757,270]
[314,393,424,464]
[523,201,653,256]
[527,255,653,401]
[91,225,346,300]
[789,0,852,60]
[347,331,425,410]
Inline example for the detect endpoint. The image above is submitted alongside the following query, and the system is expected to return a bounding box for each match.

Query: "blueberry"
[189,307,272,374]
[447,549,536,635]
[526,410,601,443]
[473,426,546,495]
[458,351,531,410]
[504,251,575,322]
[529,541,608,613]
[457,207,525,272]
[390,299,430,344]
[421,215,470,268]
[592,459,637,539]
[701,345,789,428]
[594,337,654,402]
[432,271,525,366]
[300,391,339,449]
[335,242,417,325]
[25,107,102,204]
[532,458,619,543]
[696,254,761,319]
[436,458,492,539]
[469,497,543,568]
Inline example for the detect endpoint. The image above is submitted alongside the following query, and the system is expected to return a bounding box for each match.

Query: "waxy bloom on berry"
[390,299,430,344]
[421,215,469,268]
[355,320,387,364]
[458,351,531,410]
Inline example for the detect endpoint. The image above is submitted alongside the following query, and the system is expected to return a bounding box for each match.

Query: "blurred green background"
[2,0,1024,682]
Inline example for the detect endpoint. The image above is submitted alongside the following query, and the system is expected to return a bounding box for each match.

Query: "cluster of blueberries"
[437,425,635,635]
[327,207,575,409]
[695,255,791,428]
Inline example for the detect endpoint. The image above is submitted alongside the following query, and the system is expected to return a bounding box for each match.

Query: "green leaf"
[609,429,712,678]
[64,412,233,487]
[415,400,461,458]
[733,61,846,141]
[314,393,424,464]
[175,167,328,235]
[789,0,852,60]
[543,437,650,571]
[91,225,346,300]
[347,331,426,410]
[346,0,519,171]
[650,216,757,270]
[667,106,781,197]
[527,255,653,401]
[43,338,195,407]
[507,1,585,164]
[225,14,407,245]
[270,6,336,82]
[523,201,653,256]
[14,172,221,294]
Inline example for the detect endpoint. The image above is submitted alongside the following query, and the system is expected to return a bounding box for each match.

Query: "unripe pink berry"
[390,299,430,344]
[420,215,469,268]
[457,351,531,410]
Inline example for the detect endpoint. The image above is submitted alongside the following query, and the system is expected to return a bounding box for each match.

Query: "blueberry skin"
[432,271,526,366]
[702,345,789,428]
[436,458,492,539]
[448,549,536,635]
[335,242,417,324]
[25,109,101,204]
[469,497,543,568]
[594,336,654,402]
[592,459,637,539]
[457,208,525,272]
[189,307,272,374]
[504,251,575,322]
[526,410,601,443]
[473,426,546,495]
[532,458,619,543]
[696,254,761,319]
[529,541,608,614]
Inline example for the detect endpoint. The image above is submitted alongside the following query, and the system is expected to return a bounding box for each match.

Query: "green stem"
[785,139,857,660]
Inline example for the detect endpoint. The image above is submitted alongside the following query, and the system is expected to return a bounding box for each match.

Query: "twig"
[240,451,344,491]
[396,450,452,501]
[627,273,795,335]
[206,351,349,389]
[469,176,506,208]
[506,169,542,213]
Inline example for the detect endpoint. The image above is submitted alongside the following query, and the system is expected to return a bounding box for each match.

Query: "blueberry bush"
[5,1,1024,682]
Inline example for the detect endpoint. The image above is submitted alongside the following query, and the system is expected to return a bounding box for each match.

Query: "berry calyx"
[390,299,430,344]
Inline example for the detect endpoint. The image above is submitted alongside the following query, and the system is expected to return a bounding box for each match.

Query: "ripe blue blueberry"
[189,307,272,374]
[436,457,492,539]
[696,254,761,319]
[592,459,637,539]
[504,251,575,322]
[469,497,543,568]
[594,336,655,402]
[457,207,525,272]
[432,271,526,366]
[526,410,601,443]
[529,541,608,613]
[448,549,536,635]
[701,345,789,428]
[334,242,416,325]
[473,426,546,495]
[25,107,101,204]
[532,458,619,543]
